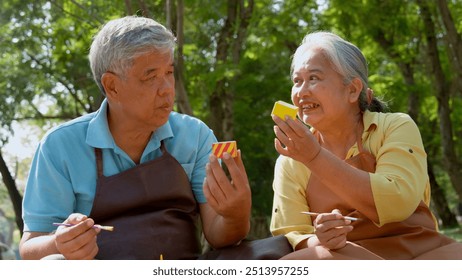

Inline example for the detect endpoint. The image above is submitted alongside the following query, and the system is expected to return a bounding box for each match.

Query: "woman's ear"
[348,77,363,103]
[101,72,118,100]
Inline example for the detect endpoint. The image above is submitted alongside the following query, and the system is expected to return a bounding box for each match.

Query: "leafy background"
[1,0,461,257]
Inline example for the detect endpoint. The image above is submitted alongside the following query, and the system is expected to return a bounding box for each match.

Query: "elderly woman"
[270,31,462,259]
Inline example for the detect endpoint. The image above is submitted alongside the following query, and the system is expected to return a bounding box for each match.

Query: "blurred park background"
[1,0,462,259]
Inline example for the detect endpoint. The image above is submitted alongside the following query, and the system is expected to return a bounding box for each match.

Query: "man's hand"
[54,213,100,260]
[203,151,251,219]
[201,150,251,247]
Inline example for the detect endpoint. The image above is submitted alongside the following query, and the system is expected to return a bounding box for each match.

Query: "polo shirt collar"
[86,99,114,149]
[362,110,379,133]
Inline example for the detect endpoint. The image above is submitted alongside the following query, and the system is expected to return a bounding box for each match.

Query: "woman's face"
[291,47,357,129]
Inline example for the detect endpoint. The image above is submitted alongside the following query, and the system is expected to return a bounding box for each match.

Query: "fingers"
[222,150,250,192]
[56,230,99,260]
[203,155,227,205]
[203,150,251,218]
[274,137,287,156]
[58,215,96,242]
[234,150,249,180]
[206,150,249,194]
[272,115,307,139]
[55,214,99,259]
[272,115,316,160]
[314,211,353,250]
[313,211,351,227]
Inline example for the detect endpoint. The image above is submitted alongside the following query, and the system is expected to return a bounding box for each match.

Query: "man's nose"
[157,76,175,96]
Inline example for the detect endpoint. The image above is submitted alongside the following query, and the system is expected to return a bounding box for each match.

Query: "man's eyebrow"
[143,68,157,76]
[143,64,174,76]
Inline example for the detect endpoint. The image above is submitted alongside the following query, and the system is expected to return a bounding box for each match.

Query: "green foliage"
[1,0,462,239]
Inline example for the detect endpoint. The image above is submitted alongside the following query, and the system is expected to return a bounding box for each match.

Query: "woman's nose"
[294,82,311,99]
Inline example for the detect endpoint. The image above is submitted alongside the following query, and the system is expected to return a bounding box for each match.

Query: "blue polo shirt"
[22,99,217,233]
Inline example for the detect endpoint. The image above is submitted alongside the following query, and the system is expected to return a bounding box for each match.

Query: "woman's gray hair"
[291,31,386,112]
[89,16,176,96]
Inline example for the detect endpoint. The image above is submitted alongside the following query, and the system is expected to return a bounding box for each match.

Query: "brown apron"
[89,141,201,260]
[306,129,461,259]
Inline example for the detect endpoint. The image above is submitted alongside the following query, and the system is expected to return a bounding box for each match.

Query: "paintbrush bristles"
[96,225,114,231]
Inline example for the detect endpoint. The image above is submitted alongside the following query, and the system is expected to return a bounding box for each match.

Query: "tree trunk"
[209,0,254,141]
[428,160,459,228]
[373,30,420,120]
[0,150,23,235]
[124,0,132,15]
[209,0,237,140]
[138,0,151,18]
[373,25,457,226]
[417,0,462,202]
[437,0,462,74]
[165,0,193,116]
[173,0,193,116]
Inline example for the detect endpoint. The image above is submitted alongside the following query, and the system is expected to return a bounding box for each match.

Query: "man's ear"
[348,77,363,103]
[101,72,118,100]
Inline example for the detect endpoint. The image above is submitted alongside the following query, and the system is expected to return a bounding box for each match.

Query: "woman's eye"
[309,75,319,80]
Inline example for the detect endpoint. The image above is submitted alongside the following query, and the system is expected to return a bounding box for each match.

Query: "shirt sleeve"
[22,141,76,233]
[369,113,430,226]
[270,155,315,249]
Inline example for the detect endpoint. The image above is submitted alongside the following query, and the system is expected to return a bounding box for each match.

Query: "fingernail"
[209,154,216,162]
[223,152,230,159]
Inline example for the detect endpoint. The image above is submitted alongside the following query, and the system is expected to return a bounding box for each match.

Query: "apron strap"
[356,120,365,153]
[94,140,166,178]
[95,148,103,178]
[160,140,166,153]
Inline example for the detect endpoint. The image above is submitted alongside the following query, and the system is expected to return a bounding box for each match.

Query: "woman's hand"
[272,115,321,166]
[312,209,353,250]
[54,213,100,260]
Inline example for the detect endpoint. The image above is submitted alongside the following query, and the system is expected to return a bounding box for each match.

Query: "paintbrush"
[301,211,361,221]
[52,222,114,231]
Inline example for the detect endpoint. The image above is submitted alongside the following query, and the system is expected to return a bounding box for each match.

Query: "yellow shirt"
[270,111,432,249]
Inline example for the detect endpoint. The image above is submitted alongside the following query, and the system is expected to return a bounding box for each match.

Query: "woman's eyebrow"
[293,68,323,76]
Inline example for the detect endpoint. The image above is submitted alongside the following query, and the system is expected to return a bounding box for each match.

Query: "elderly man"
[19,16,251,260]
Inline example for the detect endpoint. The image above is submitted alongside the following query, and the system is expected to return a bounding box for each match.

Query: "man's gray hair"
[89,16,176,95]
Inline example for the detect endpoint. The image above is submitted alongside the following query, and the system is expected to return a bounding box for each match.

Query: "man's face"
[109,51,175,131]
